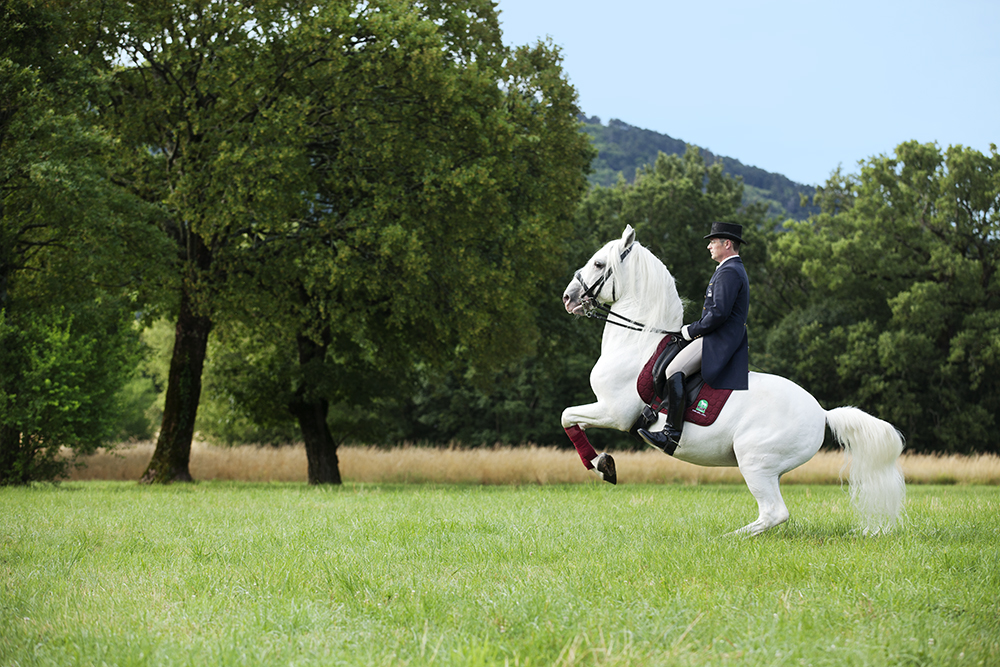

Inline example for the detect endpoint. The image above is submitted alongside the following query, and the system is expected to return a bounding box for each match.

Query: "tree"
[83,0,591,482]
[203,4,594,481]
[761,141,1000,453]
[0,307,144,484]
[85,0,322,482]
[0,0,160,483]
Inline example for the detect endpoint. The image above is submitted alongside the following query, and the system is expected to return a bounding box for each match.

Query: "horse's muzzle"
[562,286,585,315]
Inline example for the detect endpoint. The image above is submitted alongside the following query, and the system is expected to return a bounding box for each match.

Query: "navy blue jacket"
[686,256,750,390]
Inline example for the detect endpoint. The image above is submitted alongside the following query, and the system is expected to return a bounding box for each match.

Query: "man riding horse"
[560,224,904,535]
[638,221,750,452]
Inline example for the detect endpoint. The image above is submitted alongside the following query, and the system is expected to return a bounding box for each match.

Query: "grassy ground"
[2,482,998,666]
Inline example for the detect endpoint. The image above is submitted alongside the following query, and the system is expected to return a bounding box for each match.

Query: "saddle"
[630,334,733,441]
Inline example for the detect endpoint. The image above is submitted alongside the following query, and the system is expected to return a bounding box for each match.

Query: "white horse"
[561,225,905,536]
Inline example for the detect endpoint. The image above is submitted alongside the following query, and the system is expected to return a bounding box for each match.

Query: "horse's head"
[563,225,635,315]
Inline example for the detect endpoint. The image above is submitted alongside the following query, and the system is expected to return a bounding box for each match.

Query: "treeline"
[581,117,820,221]
[2,1,998,486]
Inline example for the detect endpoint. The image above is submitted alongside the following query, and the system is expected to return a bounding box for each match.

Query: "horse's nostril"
[562,293,570,303]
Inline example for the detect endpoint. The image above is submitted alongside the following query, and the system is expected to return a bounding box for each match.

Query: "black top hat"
[704,221,748,245]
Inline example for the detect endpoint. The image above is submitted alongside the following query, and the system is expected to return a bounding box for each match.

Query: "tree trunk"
[140,288,212,484]
[289,396,342,485]
[0,426,25,486]
[288,334,342,485]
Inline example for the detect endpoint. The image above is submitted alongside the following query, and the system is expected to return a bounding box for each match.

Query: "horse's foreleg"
[563,425,598,468]
[560,402,627,431]
[563,425,617,485]
[561,403,621,485]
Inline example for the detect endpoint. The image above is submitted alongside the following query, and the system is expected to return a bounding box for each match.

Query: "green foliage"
[0,0,166,482]
[0,306,143,484]
[194,326,307,446]
[2,483,998,665]
[111,375,159,442]
[407,305,604,446]
[193,3,594,450]
[761,142,1000,453]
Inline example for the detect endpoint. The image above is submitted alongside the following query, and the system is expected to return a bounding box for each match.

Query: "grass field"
[2,482,998,666]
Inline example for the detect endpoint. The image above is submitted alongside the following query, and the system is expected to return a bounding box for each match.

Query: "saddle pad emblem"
[684,385,732,426]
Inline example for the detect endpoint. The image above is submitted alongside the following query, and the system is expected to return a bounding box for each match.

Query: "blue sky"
[496,0,999,186]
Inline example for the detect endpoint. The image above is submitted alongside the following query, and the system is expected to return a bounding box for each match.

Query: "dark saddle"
[630,334,733,441]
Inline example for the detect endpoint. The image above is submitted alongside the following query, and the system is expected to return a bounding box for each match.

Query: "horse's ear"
[621,225,635,249]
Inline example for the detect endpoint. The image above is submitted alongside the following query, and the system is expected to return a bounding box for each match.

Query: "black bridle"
[573,244,631,303]
[573,244,677,336]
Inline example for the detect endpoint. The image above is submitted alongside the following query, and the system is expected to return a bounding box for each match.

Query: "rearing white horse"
[561,225,905,536]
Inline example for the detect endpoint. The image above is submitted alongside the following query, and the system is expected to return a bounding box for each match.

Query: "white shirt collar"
[717,254,739,268]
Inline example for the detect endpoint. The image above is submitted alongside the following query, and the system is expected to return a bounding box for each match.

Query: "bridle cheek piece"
[573,243,633,305]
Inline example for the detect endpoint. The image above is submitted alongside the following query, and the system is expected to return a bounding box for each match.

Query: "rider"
[638,221,750,453]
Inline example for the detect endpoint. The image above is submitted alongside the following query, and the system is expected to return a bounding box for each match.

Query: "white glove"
[681,325,692,341]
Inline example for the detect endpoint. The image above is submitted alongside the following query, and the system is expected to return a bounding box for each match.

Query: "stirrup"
[637,428,680,456]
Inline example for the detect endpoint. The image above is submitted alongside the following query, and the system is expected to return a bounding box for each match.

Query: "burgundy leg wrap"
[565,425,598,469]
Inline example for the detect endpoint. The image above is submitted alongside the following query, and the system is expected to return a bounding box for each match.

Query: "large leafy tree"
[0,0,161,483]
[84,0,328,482]
[203,5,594,481]
[761,141,1000,453]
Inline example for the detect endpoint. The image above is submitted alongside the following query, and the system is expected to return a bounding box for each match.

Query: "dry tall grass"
[65,441,1000,485]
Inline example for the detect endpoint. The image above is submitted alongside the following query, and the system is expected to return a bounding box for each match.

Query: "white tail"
[825,406,906,535]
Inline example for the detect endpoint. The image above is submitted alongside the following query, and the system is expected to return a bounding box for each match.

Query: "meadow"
[2,480,998,666]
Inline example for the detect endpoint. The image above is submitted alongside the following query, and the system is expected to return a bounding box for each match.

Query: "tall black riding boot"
[637,372,687,455]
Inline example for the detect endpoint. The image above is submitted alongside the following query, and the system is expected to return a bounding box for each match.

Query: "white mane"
[606,239,684,335]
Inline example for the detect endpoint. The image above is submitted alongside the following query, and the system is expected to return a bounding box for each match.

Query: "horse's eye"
[594,261,605,270]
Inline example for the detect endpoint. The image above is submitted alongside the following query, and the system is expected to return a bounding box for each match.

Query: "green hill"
[582,117,819,221]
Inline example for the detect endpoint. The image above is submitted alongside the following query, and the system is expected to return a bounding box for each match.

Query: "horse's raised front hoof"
[596,453,617,485]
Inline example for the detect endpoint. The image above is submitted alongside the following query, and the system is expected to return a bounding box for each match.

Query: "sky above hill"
[497,0,999,186]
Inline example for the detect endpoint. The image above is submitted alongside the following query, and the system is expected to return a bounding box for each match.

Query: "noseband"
[573,244,675,336]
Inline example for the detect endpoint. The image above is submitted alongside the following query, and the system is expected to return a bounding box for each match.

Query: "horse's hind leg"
[727,469,790,537]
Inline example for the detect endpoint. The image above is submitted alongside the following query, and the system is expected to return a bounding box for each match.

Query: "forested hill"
[581,116,820,221]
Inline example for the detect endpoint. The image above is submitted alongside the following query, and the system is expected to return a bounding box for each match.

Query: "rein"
[582,301,677,335]
[573,244,678,336]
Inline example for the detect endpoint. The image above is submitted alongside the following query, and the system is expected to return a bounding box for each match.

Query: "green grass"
[2,483,998,666]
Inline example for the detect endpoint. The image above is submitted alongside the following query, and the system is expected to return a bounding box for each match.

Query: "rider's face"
[707,238,731,263]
